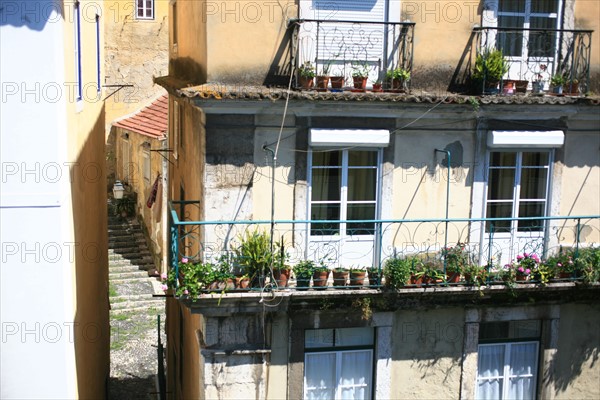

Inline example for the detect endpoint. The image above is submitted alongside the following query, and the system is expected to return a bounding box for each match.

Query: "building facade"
[1,0,109,397]
[157,1,599,399]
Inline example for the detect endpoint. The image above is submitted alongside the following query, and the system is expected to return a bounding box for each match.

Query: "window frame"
[74,0,82,102]
[307,148,382,239]
[483,149,552,235]
[303,327,375,400]
[142,144,151,184]
[172,100,179,160]
[135,0,154,20]
[476,340,540,400]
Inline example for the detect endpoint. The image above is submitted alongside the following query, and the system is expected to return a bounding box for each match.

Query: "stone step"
[110,299,164,311]
[109,265,147,273]
[109,252,152,262]
[109,271,150,280]
[112,280,156,297]
[108,245,147,254]
[110,293,154,302]
[110,304,165,315]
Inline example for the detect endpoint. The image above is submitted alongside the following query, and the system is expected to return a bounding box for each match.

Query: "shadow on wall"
[0,0,65,30]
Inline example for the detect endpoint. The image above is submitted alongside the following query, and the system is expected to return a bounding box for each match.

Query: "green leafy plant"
[351,62,370,78]
[113,197,135,218]
[462,264,488,286]
[234,229,280,283]
[550,73,567,87]
[385,67,410,82]
[472,48,508,83]
[442,243,470,273]
[383,257,413,289]
[294,260,315,289]
[298,61,316,78]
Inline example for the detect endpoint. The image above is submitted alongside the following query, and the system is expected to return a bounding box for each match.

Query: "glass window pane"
[313,150,341,167]
[511,321,541,339]
[477,378,503,400]
[520,168,547,199]
[499,0,525,13]
[305,329,334,348]
[347,204,375,235]
[528,18,557,57]
[348,169,376,201]
[497,16,524,56]
[312,169,340,201]
[518,201,545,232]
[510,342,538,376]
[531,0,558,14]
[522,152,549,167]
[508,377,534,400]
[340,351,372,399]
[486,203,513,233]
[311,204,340,235]
[305,353,336,400]
[488,168,516,200]
[478,345,505,377]
[335,327,374,346]
[490,152,516,167]
[479,322,509,341]
[348,151,377,167]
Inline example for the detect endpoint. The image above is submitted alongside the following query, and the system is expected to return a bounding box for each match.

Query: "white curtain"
[476,345,505,399]
[305,353,335,400]
[508,343,537,399]
[340,351,372,400]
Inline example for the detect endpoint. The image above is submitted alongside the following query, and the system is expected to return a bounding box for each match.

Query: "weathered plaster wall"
[557,131,600,244]
[170,0,207,82]
[574,0,600,94]
[554,303,600,399]
[104,0,168,129]
[392,308,464,399]
[392,128,475,252]
[205,1,297,85]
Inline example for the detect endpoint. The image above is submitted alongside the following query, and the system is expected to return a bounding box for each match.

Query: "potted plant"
[113,196,136,218]
[234,229,277,288]
[463,264,488,286]
[297,61,315,89]
[316,60,333,89]
[442,243,469,283]
[550,73,567,94]
[385,67,410,90]
[575,247,600,283]
[332,267,349,287]
[349,267,367,287]
[565,78,580,95]
[293,260,314,290]
[367,266,381,285]
[531,64,548,94]
[472,48,508,94]
[351,63,370,89]
[271,237,291,288]
[414,261,444,286]
[312,264,330,289]
[371,80,383,92]
[383,257,412,289]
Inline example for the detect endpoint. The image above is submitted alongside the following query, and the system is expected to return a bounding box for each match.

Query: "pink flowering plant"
[501,252,541,283]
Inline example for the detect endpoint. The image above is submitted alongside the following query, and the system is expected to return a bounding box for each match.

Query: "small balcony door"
[298,0,401,82]
[308,149,381,268]
[483,150,552,265]
[482,0,562,85]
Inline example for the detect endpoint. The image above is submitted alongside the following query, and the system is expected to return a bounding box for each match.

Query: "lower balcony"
[165,201,599,301]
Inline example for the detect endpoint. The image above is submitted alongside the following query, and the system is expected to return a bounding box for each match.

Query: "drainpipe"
[263,145,276,261]
[435,149,451,273]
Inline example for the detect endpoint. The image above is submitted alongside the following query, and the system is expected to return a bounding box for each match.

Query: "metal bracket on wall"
[150,149,175,165]
[103,84,135,101]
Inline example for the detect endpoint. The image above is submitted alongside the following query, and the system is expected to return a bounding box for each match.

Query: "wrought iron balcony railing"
[167,201,599,294]
[472,27,593,94]
[290,19,415,88]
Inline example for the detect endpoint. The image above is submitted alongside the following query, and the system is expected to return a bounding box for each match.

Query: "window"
[485,151,550,233]
[136,0,154,19]
[172,100,179,159]
[172,1,178,47]
[495,0,560,58]
[142,144,151,183]
[309,149,379,236]
[95,14,101,93]
[476,321,540,400]
[304,327,374,400]
[74,0,82,101]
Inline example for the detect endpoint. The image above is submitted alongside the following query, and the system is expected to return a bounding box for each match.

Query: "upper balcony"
[463,26,593,96]
[290,19,415,91]
[164,201,599,309]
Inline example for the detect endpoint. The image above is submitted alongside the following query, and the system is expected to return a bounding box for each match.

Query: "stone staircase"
[108,215,163,314]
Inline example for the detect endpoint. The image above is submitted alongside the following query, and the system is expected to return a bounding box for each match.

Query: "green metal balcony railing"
[167,201,599,295]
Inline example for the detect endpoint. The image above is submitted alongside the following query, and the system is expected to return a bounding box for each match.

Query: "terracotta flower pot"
[235,276,250,290]
[446,272,461,283]
[330,76,345,89]
[316,76,330,89]
[333,270,349,287]
[352,76,367,89]
[298,76,314,89]
[273,268,291,288]
[350,271,366,287]
[312,270,329,289]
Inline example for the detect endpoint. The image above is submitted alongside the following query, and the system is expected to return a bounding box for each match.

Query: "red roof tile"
[114,92,168,138]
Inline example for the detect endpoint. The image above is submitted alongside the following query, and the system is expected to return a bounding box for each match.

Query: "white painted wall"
[0,2,76,398]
